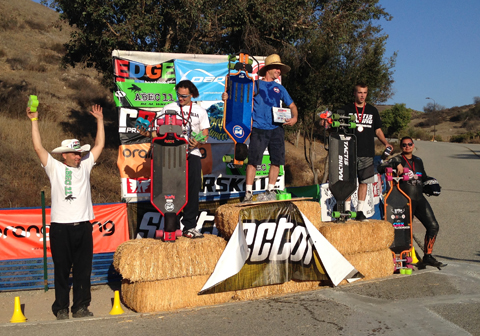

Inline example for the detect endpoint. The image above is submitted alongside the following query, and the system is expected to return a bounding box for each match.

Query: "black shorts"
[248,127,285,166]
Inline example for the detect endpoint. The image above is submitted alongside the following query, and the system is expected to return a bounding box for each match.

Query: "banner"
[174,59,229,101]
[114,80,176,109]
[200,203,361,293]
[0,203,129,261]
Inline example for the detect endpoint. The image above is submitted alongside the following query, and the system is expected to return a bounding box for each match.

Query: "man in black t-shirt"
[341,83,392,221]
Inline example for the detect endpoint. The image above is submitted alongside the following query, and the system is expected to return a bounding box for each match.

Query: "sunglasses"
[401,143,413,147]
[177,93,191,99]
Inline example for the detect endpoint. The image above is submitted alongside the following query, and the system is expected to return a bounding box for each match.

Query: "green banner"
[225,154,284,177]
[114,79,176,108]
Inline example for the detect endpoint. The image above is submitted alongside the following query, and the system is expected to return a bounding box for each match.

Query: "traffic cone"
[411,246,420,264]
[10,296,27,323]
[109,290,124,315]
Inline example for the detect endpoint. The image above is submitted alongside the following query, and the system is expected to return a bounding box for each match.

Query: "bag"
[423,177,441,196]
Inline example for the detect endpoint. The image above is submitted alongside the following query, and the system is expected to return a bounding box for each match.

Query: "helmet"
[423,177,441,196]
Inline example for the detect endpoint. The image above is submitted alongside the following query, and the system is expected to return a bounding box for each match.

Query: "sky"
[378,0,480,111]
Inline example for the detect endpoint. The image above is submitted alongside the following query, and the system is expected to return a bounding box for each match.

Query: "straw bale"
[113,234,227,282]
[338,248,394,285]
[312,220,394,255]
[214,200,322,240]
[121,276,233,313]
[232,280,324,301]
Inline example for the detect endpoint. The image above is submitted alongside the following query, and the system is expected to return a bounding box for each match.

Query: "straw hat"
[258,54,291,77]
[52,139,91,154]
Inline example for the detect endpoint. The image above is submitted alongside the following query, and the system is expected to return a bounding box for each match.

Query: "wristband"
[31,118,38,121]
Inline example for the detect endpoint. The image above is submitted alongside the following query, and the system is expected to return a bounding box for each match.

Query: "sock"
[246,185,253,194]
[357,200,365,212]
[268,184,275,192]
[345,202,351,212]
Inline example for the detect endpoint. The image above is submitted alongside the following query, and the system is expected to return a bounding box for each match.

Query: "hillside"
[0,0,119,208]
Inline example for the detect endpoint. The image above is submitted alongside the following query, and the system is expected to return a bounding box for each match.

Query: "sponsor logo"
[233,125,244,137]
[91,220,116,236]
[179,69,225,86]
[114,58,175,82]
[0,225,45,239]
[127,178,151,193]
[115,91,127,98]
[119,108,157,133]
[165,200,175,212]
[273,87,280,93]
[122,148,148,158]
[165,195,175,199]
[243,217,313,264]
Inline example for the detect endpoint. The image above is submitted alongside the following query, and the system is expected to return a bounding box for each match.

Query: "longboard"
[383,167,414,273]
[223,52,254,166]
[234,197,313,207]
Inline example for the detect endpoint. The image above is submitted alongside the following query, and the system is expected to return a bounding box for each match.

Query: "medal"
[358,125,364,132]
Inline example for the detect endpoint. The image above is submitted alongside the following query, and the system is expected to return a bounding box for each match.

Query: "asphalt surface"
[2,140,479,336]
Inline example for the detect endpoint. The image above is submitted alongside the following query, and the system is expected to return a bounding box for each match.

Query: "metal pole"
[426,97,436,141]
[41,191,48,292]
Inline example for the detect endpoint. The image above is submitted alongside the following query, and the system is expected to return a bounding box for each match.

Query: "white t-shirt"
[43,153,95,223]
[156,102,210,157]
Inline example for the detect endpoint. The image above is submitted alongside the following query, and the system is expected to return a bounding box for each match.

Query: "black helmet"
[423,177,441,196]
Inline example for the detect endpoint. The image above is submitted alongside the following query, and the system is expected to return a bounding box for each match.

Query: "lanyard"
[402,154,415,173]
[355,104,365,123]
[181,102,192,127]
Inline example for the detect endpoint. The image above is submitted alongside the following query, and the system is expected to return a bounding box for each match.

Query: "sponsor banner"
[127,200,223,239]
[174,60,229,101]
[200,203,361,293]
[320,173,382,221]
[0,203,129,261]
[117,143,151,179]
[118,107,159,144]
[113,57,176,83]
[114,80,176,108]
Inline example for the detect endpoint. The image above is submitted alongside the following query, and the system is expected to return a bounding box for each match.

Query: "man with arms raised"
[27,104,104,319]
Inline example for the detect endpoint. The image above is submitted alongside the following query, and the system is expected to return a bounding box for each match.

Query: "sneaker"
[72,306,93,318]
[258,190,277,202]
[355,211,369,222]
[422,254,447,268]
[183,228,204,239]
[242,191,253,203]
[56,308,69,320]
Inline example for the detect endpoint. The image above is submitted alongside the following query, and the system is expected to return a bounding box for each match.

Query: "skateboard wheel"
[405,257,413,263]
[349,122,356,129]
[349,114,356,121]
[400,268,406,275]
[386,175,393,181]
[405,268,413,275]
[406,264,414,269]
[277,194,287,200]
[331,121,340,128]
[331,113,340,120]
[175,229,183,237]
[332,211,341,218]
[155,229,164,238]
[350,211,357,219]
[403,168,409,174]
[222,155,232,163]
[403,174,409,181]
[228,55,237,61]
[385,167,393,173]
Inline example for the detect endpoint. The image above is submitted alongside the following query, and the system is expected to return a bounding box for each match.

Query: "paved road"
[2,140,480,335]
[411,140,480,262]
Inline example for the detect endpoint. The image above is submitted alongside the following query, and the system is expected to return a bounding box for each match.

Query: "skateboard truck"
[135,117,151,132]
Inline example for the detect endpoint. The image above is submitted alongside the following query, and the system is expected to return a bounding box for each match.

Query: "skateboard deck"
[383,168,414,272]
[223,53,254,165]
[234,197,313,207]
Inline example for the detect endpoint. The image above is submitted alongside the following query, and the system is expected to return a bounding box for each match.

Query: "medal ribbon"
[181,102,193,127]
[402,154,415,173]
[355,103,365,124]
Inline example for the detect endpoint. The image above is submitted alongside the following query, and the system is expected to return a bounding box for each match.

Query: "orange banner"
[0,203,129,261]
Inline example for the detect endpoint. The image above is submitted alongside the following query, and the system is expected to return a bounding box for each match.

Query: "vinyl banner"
[0,203,129,261]
[114,80,176,109]
[200,203,361,293]
[174,60,229,101]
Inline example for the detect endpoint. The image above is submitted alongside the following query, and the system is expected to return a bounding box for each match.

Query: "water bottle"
[381,147,393,161]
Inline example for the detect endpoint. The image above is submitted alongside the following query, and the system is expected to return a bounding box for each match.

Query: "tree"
[423,102,445,113]
[380,103,411,137]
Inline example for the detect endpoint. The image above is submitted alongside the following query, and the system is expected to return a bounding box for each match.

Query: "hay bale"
[338,248,394,285]
[113,235,227,282]
[312,220,394,255]
[214,200,322,240]
[121,276,233,312]
[232,280,324,301]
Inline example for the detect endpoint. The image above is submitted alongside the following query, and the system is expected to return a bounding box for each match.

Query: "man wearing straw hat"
[223,54,298,202]
[27,104,104,320]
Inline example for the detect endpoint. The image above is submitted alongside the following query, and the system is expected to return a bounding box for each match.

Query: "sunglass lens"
[402,143,413,147]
